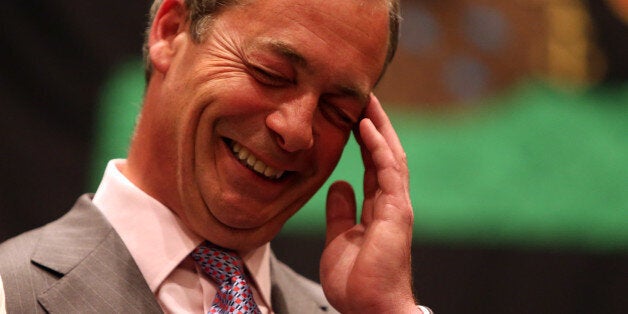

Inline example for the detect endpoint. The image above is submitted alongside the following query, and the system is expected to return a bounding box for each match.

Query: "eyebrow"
[267,41,308,68]
[264,40,371,106]
[336,85,370,107]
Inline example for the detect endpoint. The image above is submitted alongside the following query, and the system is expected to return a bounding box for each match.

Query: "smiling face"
[126,0,390,251]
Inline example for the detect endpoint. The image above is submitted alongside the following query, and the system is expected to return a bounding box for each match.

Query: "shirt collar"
[92,159,272,307]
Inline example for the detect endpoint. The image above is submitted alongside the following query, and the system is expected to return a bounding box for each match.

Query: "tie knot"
[192,242,245,284]
[191,241,261,314]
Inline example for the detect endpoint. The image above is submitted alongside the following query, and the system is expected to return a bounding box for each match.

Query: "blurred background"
[1,0,627,313]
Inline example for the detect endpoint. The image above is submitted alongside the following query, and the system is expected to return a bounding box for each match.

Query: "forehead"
[221,0,389,41]
[216,0,390,87]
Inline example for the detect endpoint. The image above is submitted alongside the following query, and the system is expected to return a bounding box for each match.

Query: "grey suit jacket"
[0,194,337,313]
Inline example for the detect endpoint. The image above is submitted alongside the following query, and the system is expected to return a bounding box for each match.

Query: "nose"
[266,96,316,152]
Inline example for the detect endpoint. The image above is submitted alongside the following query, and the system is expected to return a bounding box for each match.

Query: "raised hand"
[320,94,418,313]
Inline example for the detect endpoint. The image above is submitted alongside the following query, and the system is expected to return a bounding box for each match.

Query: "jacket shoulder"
[0,227,57,313]
[0,226,51,275]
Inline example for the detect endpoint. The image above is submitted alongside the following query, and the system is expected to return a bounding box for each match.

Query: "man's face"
[143,0,390,250]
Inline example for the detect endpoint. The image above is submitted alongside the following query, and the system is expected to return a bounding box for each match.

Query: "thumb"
[325,181,357,246]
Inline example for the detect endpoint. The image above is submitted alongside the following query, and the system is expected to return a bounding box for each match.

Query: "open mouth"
[225,139,287,180]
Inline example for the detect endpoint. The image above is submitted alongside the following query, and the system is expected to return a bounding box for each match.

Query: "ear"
[148,0,188,75]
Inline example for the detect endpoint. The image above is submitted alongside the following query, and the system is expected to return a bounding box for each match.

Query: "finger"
[358,118,401,226]
[325,181,357,246]
[353,112,379,201]
[363,94,406,160]
[357,137,378,199]
[353,120,377,225]
[360,118,414,226]
[359,118,404,195]
[362,95,408,184]
[353,121,374,178]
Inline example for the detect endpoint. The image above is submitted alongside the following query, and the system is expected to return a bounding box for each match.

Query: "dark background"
[1,1,627,313]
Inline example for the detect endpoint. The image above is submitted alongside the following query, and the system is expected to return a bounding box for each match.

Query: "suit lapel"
[31,194,162,313]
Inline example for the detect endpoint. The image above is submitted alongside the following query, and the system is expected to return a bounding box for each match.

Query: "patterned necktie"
[192,241,261,314]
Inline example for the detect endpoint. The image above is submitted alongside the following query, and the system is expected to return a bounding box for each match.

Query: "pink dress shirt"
[93,160,273,313]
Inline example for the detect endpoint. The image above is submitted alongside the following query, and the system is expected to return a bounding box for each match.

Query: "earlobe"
[148,0,188,74]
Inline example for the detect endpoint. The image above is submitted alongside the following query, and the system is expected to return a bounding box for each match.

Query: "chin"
[211,226,276,252]
[197,210,281,249]
[208,202,272,229]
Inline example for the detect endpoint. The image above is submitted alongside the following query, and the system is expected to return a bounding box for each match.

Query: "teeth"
[237,148,249,160]
[263,167,274,177]
[246,154,257,167]
[253,160,265,172]
[233,142,243,153]
[230,141,285,179]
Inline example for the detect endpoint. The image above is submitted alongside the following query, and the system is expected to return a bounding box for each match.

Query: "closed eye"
[320,101,357,130]
[248,65,293,87]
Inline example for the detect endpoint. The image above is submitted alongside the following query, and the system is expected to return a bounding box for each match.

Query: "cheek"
[202,76,273,116]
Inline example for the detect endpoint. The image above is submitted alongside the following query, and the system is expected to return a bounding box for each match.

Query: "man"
[0,0,429,313]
